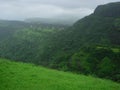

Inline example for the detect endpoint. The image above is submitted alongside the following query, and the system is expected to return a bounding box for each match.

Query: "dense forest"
[0,2,120,82]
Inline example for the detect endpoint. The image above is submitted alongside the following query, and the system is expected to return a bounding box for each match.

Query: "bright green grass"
[0,58,120,90]
[112,48,120,52]
[97,46,120,52]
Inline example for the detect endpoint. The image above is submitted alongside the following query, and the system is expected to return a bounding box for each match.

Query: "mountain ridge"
[94,2,120,17]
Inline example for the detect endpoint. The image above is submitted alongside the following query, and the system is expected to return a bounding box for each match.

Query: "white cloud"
[0,0,119,20]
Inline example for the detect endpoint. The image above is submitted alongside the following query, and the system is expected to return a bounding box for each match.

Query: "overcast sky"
[0,0,119,20]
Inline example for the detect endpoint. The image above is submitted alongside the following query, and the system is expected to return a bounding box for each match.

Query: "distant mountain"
[0,20,29,27]
[25,17,79,26]
[0,20,30,40]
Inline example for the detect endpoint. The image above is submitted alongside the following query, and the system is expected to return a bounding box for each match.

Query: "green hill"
[0,58,120,90]
[94,2,120,18]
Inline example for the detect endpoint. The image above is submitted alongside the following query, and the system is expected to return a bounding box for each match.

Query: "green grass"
[97,46,120,52]
[0,58,120,90]
[112,48,120,52]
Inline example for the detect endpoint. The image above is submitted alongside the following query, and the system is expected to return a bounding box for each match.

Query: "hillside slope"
[0,58,120,90]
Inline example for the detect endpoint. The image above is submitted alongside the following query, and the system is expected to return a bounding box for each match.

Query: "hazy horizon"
[0,0,119,21]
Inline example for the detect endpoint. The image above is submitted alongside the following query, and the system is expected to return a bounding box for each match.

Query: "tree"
[70,51,90,74]
[98,57,115,78]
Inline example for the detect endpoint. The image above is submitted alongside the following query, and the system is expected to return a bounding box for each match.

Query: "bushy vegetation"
[0,58,120,90]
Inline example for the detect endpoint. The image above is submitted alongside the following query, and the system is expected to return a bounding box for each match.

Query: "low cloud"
[0,0,119,20]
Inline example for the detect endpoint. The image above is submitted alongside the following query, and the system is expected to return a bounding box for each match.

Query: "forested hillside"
[0,20,29,40]
[0,2,120,82]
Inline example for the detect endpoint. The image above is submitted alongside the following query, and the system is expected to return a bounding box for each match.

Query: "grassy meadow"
[0,58,120,90]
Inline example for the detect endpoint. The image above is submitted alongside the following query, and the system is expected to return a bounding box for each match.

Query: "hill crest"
[94,2,120,17]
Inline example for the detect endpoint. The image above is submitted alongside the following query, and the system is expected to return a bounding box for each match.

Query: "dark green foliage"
[94,2,120,18]
[98,57,115,77]
[114,18,120,31]
[70,51,90,73]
